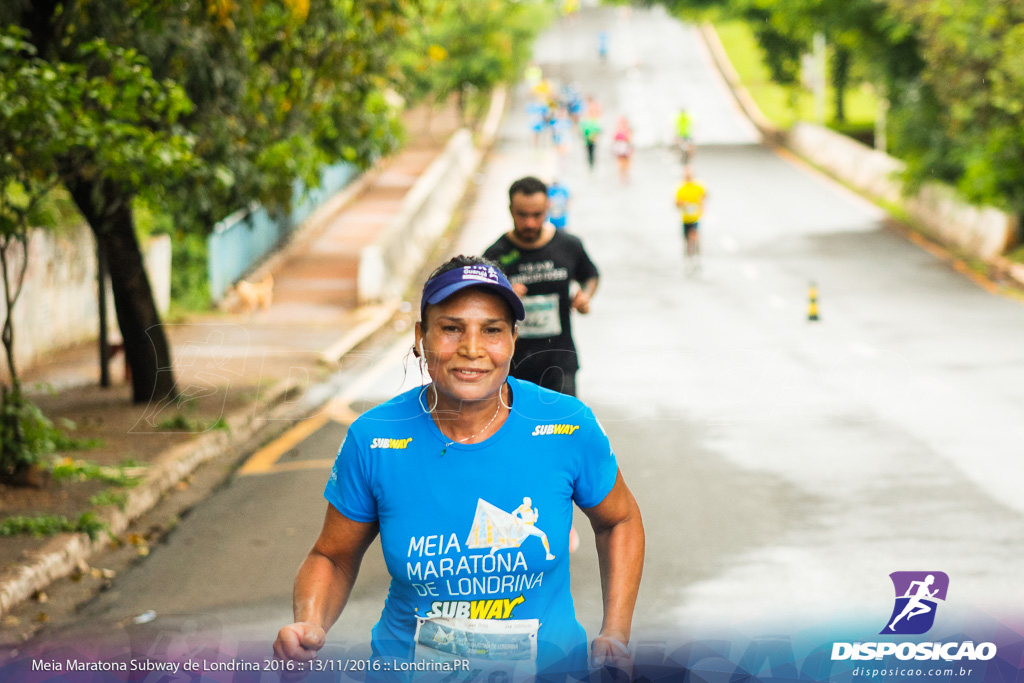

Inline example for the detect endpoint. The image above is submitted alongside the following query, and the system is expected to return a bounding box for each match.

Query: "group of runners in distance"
[526,58,707,272]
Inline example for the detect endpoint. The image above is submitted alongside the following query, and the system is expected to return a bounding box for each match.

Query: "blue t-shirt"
[527,101,549,133]
[325,377,618,678]
[551,117,572,147]
[547,185,570,229]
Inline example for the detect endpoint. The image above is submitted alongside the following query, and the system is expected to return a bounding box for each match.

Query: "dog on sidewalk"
[235,274,274,311]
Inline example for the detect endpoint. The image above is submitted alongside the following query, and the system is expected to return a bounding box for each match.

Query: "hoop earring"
[499,382,512,410]
[418,384,439,414]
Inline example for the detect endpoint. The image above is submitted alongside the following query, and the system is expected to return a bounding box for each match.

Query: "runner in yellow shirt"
[675,167,707,269]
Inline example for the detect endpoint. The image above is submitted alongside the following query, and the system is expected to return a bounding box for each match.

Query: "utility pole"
[875,97,889,153]
[97,243,110,388]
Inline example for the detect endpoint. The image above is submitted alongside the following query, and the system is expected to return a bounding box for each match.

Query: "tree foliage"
[886,0,1024,217]
[1,0,416,403]
[397,0,555,116]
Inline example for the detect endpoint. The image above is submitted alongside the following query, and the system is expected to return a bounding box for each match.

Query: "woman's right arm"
[273,504,380,661]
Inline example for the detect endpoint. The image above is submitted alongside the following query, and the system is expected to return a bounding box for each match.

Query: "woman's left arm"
[581,470,645,665]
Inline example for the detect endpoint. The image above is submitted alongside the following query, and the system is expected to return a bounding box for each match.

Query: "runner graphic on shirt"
[467,497,556,560]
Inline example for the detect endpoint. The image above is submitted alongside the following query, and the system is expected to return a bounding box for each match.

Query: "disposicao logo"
[881,571,948,635]
[831,571,997,662]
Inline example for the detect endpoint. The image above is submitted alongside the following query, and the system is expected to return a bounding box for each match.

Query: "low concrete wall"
[357,86,507,305]
[788,123,903,205]
[789,123,1016,261]
[0,225,170,383]
[358,129,478,304]
[905,183,1017,262]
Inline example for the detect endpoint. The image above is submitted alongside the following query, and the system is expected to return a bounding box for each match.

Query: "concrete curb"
[698,23,779,145]
[318,299,402,366]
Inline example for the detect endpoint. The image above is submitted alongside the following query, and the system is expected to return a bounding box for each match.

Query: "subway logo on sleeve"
[531,424,580,436]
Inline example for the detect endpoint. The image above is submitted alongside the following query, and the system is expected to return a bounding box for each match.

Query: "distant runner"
[597,31,609,62]
[562,82,583,124]
[580,116,601,171]
[484,176,600,396]
[612,117,634,184]
[547,179,571,230]
[551,106,572,158]
[675,166,707,270]
[527,97,549,148]
[674,107,694,165]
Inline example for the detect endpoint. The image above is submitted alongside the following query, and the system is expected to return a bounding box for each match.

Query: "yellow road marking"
[237,412,331,475]
[266,459,336,473]
[238,335,415,476]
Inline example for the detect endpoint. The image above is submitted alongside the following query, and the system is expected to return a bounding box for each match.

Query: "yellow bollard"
[808,282,819,321]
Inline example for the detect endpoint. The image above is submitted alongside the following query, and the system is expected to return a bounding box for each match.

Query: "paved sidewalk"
[0,105,465,628]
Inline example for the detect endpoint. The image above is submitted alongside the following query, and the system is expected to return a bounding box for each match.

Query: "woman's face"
[416,288,517,407]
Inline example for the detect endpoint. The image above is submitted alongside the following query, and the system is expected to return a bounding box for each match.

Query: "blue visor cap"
[421,265,525,321]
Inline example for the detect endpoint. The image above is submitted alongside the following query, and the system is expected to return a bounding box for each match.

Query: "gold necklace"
[428,387,505,457]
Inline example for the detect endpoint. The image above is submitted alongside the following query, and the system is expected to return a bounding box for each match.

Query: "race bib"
[413,616,538,680]
[519,294,562,339]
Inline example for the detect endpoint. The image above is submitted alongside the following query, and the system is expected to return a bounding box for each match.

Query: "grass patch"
[0,513,109,541]
[1005,245,1024,264]
[154,413,230,434]
[713,20,878,132]
[50,458,145,487]
[88,489,130,511]
[967,259,990,276]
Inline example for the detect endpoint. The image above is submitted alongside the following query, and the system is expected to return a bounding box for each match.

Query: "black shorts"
[683,222,699,238]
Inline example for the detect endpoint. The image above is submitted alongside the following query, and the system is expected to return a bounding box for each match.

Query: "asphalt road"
[22,3,1024,666]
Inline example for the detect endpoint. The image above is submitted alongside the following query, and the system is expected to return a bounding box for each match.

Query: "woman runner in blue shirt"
[274,255,645,681]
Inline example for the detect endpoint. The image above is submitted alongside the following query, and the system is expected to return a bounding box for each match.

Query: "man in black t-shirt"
[483,176,599,397]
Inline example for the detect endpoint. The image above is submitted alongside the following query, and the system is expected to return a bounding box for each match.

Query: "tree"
[886,0,1024,219]
[2,0,413,404]
[0,27,191,480]
[398,0,554,120]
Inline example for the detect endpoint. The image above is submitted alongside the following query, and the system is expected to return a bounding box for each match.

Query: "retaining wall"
[0,225,170,383]
[789,123,1016,261]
